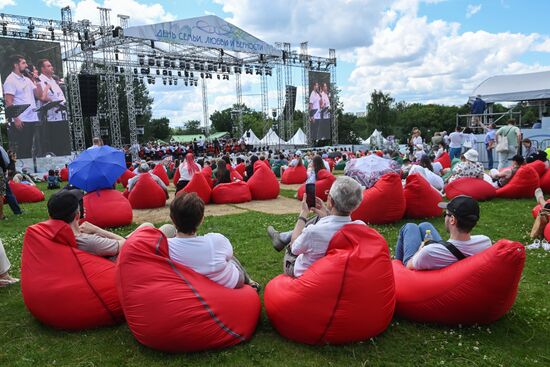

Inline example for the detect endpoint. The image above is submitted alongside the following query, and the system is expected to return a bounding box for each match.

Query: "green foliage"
[366,90,397,137]
[144,117,171,141]
[181,119,203,135]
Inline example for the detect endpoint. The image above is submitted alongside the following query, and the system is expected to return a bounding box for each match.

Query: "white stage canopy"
[471,70,550,103]
[242,129,261,145]
[286,128,307,145]
[124,15,282,57]
[259,128,285,146]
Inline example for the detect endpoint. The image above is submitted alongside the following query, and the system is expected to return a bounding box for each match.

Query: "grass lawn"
[0,182,549,366]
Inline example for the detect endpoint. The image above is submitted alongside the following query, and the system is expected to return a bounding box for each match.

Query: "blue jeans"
[449,147,461,161]
[5,183,22,214]
[395,222,443,265]
[486,148,494,170]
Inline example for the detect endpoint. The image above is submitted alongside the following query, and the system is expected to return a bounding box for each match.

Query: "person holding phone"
[266,176,364,277]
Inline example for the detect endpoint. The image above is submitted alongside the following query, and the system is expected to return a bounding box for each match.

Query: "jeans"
[449,147,461,161]
[486,148,494,170]
[497,148,516,170]
[5,183,22,215]
[395,222,443,265]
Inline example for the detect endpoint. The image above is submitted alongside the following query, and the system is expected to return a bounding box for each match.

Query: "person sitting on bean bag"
[167,192,260,290]
[176,153,201,193]
[395,195,491,270]
[408,155,444,191]
[47,190,126,259]
[488,155,525,188]
[244,155,259,182]
[266,176,364,277]
[214,159,232,187]
[446,149,485,184]
[128,162,168,199]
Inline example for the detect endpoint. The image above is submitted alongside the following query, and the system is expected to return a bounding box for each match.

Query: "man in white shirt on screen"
[320,82,331,119]
[3,54,44,159]
[309,82,321,139]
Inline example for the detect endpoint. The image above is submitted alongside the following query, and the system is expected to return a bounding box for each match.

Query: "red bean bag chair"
[527,160,546,177]
[172,167,181,186]
[351,173,405,224]
[540,169,550,194]
[262,159,271,168]
[434,152,451,169]
[325,158,335,172]
[129,165,135,171]
[403,173,442,218]
[82,189,133,228]
[211,181,252,204]
[8,181,45,203]
[118,169,136,188]
[247,161,280,200]
[227,164,243,181]
[496,165,539,199]
[392,239,525,325]
[444,178,496,201]
[180,172,212,204]
[264,224,395,345]
[128,174,167,209]
[152,164,170,186]
[202,166,214,188]
[297,169,336,202]
[281,165,307,184]
[21,219,123,330]
[117,227,260,352]
[235,163,246,178]
[59,167,69,182]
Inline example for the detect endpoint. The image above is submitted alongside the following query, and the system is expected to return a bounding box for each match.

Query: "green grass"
[1,183,549,366]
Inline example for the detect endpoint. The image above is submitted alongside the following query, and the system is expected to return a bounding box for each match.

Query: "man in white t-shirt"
[267,176,364,277]
[320,82,331,119]
[3,54,44,159]
[395,195,491,270]
[448,127,464,161]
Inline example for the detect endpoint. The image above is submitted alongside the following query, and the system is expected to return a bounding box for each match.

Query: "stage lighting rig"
[147,54,155,66]
[138,54,145,65]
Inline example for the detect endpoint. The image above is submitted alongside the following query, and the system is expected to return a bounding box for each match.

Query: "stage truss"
[0,7,338,152]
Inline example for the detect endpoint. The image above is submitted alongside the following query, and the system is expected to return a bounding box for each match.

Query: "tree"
[145,117,170,141]
[182,120,203,134]
[366,90,396,136]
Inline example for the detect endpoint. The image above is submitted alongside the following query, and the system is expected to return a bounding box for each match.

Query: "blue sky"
[2,0,549,124]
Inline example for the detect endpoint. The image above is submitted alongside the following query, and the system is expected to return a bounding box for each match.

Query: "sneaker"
[267,226,286,252]
[0,275,19,287]
[248,280,262,293]
[542,240,550,251]
[526,239,541,250]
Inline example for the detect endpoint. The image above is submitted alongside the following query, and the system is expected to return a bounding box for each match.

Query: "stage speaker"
[78,74,98,117]
[283,85,297,120]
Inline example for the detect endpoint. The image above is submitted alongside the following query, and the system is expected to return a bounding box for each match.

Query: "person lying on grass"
[266,176,364,277]
[395,195,491,270]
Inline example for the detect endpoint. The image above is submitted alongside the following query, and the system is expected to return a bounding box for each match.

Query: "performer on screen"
[309,82,321,139]
[320,82,331,119]
[3,55,46,159]
[37,58,69,155]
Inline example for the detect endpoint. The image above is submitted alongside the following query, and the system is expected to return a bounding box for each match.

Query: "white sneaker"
[542,240,550,251]
[526,239,541,249]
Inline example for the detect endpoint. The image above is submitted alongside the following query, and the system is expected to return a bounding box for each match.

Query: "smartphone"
[305,183,316,208]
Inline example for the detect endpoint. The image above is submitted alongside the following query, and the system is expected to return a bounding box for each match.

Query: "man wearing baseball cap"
[395,195,492,270]
[47,190,125,258]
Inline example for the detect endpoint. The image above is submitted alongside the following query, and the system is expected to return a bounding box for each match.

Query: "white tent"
[242,129,261,145]
[286,128,307,145]
[470,70,550,103]
[259,128,285,146]
[362,129,388,147]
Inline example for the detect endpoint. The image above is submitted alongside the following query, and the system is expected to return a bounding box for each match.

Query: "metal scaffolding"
[201,78,209,137]
[283,42,294,140]
[235,72,244,138]
[329,48,338,145]
[300,42,310,145]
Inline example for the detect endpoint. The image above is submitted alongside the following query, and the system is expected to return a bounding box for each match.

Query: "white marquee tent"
[259,128,285,146]
[286,128,307,145]
[470,70,550,103]
[241,129,261,145]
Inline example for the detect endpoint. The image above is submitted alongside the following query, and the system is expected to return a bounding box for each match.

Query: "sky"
[2,0,549,127]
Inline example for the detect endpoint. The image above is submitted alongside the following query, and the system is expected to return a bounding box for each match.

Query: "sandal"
[248,280,262,293]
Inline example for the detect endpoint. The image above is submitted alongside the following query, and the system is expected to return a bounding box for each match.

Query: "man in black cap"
[47,190,125,258]
[395,195,492,270]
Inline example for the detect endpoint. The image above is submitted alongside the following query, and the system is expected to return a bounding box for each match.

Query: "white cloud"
[70,0,175,26]
[0,0,15,9]
[466,4,482,18]
[42,0,76,9]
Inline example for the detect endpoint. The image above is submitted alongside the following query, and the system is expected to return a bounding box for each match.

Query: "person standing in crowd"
[3,54,46,159]
[470,95,486,125]
[496,119,521,170]
[448,126,463,160]
[461,127,476,154]
[484,123,496,170]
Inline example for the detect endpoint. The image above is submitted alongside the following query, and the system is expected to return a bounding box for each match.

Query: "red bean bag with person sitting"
[297,169,336,202]
[8,181,45,203]
[152,164,170,186]
[392,239,525,325]
[235,162,246,178]
[21,219,123,330]
[264,224,395,345]
[82,189,133,228]
[179,172,212,204]
[202,166,214,188]
[59,167,69,182]
[116,227,260,352]
[227,164,243,181]
[128,173,167,209]
[403,173,442,218]
[444,178,497,201]
[351,173,406,224]
[526,160,546,177]
[247,161,280,200]
[281,165,307,184]
[434,151,451,169]
[211,181,252,204]
[118,169,136,188]
[496,165,539,199]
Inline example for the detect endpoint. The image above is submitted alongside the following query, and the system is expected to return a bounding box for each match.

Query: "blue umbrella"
[69,146,126,192]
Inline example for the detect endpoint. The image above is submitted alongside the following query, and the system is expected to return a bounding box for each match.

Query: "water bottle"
[424,229,433,245]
